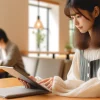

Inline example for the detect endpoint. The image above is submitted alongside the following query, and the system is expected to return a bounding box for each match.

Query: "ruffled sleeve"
[52,76,100,97]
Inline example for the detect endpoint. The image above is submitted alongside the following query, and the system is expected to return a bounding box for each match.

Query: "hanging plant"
[33,30,45,50]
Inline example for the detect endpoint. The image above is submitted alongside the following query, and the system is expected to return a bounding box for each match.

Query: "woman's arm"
[52,76,100,97]
[52,50,100,97]
[52,50,84,92]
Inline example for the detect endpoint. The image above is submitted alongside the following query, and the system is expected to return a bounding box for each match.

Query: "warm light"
[33,0,44,30]
[34,16,44,29]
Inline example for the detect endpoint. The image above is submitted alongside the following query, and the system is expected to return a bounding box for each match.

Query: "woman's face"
[70,8,95,33]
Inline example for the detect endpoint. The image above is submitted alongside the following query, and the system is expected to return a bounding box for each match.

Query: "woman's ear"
[92,6,100,18]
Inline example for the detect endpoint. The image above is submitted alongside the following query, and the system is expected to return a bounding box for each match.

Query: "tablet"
[0,66,50,92]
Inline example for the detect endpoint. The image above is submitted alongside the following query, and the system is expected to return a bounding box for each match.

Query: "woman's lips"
[78,26,83,29]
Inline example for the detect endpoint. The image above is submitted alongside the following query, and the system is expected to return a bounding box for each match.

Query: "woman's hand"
[18,76,36,88]
[38,77,53,90]
[18,76,53,90]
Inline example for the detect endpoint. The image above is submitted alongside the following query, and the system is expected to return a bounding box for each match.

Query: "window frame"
[28,3,51,51]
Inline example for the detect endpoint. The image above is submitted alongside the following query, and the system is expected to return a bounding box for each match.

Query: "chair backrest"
[22,56,38,76]
[62,60,72,80]
[35,58,65,79]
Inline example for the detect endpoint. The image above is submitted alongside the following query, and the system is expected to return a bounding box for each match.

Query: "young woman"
[20,0,100,97]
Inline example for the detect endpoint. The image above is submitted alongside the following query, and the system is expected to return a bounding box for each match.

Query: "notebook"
[0,66,51,98]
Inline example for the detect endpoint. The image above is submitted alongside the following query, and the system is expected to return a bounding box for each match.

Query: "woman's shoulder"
[74,49,80,55]
[6,40,20,52]
[72,49,81,60]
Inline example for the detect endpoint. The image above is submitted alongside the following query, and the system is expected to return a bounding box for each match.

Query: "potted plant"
[64,44,72,52]
[33,30,45,51]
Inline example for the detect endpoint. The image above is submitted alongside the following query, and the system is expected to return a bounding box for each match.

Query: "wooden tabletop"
[0,78,100,100]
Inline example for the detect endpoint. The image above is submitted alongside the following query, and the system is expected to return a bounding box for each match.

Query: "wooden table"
[0,78,100,100]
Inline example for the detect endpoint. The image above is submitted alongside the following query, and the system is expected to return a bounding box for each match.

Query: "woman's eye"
[76,15,81,18]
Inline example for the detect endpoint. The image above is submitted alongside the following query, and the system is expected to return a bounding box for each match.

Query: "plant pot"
[64,48,72,52]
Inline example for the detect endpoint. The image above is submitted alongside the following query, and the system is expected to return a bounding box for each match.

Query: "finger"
[39,78,51,84]
[18,78,22,83]
[18,78,20,80]
[44,78,52,86]
[22,80,28,88]
[47,78,53,90]
[18,78,31,88]
[49,86,52,91]
[47,78,53,89]
[40,78,53,86]
[18,79,26,85]
[26,82,31,88]
[45,78,53,86]
[29,76,36,81]
[47,81,53,89]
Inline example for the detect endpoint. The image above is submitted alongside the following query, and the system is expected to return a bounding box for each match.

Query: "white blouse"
[52,48,100,97]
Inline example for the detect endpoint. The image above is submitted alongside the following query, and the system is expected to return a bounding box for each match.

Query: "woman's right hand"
[18,76,36,88]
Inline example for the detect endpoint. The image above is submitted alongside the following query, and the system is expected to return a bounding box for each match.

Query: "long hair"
[64,0,100,50]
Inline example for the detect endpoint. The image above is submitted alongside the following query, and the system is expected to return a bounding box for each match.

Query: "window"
[28,0,59,52]
[69,20,75,47]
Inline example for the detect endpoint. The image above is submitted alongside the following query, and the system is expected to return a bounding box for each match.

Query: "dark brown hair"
[64,0,100,50]
[0,28,9,43]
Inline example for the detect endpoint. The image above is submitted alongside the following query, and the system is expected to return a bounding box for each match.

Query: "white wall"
[0,0,28,50]
[49,4,59,51]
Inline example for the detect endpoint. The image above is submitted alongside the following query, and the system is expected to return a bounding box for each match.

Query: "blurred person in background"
[0,28,25,78]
